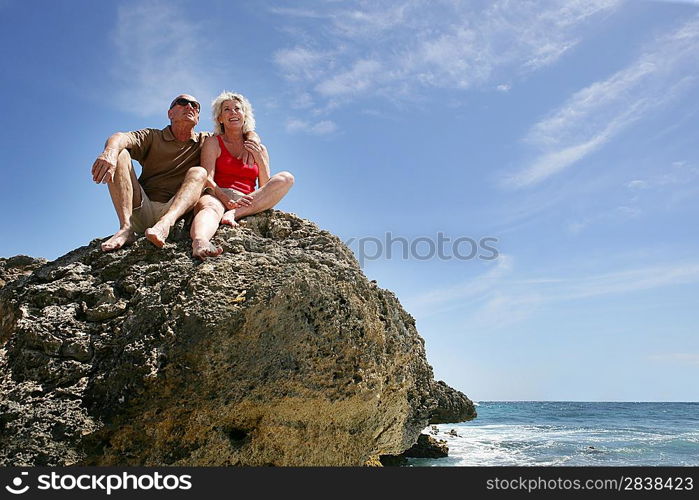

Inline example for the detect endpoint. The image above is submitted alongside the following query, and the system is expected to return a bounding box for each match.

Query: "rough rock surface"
[0,211,475,466]
[402,433,449,458]
[429,380,477,424]
[0,256,47,289]
[380,433,449,465]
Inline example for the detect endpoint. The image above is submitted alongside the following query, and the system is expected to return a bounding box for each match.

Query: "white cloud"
[505,135,608,187]
[271,0,622,116]
[504,16,699,188]
[315,60,383,97]
[110,1,217,118]
[274,47,333,83]
[627,180,648,190]
[267,7,328,19]
[285,119,337,135]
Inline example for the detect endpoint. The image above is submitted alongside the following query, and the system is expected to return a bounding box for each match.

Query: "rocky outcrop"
[379,433,449,466]
[429,380,477,424]
[0,255,47,289]
[0,211,475,466]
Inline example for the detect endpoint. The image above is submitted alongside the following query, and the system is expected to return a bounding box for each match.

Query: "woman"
[190,91,294,259]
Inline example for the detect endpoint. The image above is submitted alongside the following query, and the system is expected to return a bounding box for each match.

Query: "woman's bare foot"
[192,238,223,260]
[221,209,238,227]
[101,228,136,252]
[145,220,172,248]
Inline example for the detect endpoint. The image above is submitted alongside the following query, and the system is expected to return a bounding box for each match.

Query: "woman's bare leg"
[225,171,294,223]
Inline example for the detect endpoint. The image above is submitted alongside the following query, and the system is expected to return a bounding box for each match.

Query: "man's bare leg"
[221,171,294,225]
[145,167,208,248]
[190,194,224,260]
[102,150,142,251]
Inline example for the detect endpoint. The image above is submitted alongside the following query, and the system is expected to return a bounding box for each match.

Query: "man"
[91,94,258,252]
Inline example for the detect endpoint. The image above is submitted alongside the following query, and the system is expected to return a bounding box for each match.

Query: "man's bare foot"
[221,209,238,227]
[192,239,223,261]
[101,228,136,252]
[144,220,171,248]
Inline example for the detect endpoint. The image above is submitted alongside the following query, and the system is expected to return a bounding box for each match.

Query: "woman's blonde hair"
[211,91,256,135]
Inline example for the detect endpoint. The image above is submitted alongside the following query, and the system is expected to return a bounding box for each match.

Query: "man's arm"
[91,132,137,184]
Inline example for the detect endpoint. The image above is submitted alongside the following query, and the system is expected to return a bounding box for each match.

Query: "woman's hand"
[224,194,254,210]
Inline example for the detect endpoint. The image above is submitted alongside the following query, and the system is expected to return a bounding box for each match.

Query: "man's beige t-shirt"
[126,126,211,203]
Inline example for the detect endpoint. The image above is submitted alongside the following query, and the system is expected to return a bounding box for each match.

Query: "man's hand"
[244,140,264,164]
[92,148,119,184]
[239,135,261,166]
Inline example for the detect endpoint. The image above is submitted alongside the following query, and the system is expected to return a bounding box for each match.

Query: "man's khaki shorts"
[129,184,174,234]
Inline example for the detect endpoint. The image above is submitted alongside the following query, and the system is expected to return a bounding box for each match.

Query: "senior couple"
[91,92,294,260]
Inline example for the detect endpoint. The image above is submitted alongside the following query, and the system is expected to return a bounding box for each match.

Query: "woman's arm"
[201,136,233,208]
[245,141,270,187]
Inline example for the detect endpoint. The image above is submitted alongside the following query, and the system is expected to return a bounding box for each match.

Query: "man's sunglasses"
[170,98,201,111]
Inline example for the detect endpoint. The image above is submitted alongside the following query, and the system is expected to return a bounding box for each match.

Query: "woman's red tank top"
[213,135,258,194]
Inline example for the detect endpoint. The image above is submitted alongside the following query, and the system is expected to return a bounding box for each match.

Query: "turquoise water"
[409,401,699,466]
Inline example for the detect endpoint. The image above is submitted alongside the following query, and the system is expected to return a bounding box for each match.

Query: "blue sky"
[2,0,698,401]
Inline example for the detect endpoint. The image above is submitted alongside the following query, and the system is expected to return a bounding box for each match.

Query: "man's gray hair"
[211,91,256,135]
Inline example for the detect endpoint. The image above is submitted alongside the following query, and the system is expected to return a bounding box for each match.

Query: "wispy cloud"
[648,353,699,366]
[271,0,621,120]
[630,160,699,189]
[503,16,699,188]
[563,159,699,234]
[406,258,699,328]
[649,0,699,6]
[316,59,383,97]
[110,0,217,118]
[628,180,649,190]
[560,262,699,299]
[274,47,334,84]
[286,119,337,135]
[411,254,514,309]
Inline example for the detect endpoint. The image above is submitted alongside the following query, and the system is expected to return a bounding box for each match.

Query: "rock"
[0,210,476,466]
[0,255,47,290]
[378,454,408,466]
[379,433,448,465]
[402,433,449,458]
[429,380,477,424]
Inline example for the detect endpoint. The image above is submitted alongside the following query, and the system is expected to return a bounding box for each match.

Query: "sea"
[408,401,699,466]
